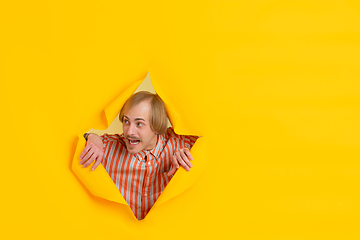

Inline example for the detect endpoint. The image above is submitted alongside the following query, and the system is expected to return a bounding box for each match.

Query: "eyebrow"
[124,115,146,122]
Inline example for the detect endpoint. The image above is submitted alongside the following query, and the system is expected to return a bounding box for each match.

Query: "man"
[79,91,198,220]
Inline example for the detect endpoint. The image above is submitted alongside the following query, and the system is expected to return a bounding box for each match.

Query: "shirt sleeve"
[101,133,122,146]
[100,133,123,166]
[167,127,199,150]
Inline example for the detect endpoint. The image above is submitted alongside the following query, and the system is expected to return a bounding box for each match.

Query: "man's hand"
[167,147,193,176]
[79,134,104,171]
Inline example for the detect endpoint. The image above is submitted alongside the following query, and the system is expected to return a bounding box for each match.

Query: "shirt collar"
[150,133,165,159]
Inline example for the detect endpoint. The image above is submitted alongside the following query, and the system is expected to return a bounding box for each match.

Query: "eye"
[124,119,129,124]
[137,122,143,127]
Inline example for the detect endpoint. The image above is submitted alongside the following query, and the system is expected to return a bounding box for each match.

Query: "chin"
[126,144,142,154]
[128,149,140,154]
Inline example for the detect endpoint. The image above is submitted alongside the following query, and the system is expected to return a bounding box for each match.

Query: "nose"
[126,123,136,136]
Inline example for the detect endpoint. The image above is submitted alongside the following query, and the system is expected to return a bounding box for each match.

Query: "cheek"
[140,130,152,141]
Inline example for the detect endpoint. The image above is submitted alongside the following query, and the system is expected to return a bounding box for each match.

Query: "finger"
[179,150,192,169]
[82,154,94,168]
[79,144,92,160]
[167,156,180,176]
[99,151,104,162]
[172,155,180,169]
[79,146,95,165]
[176,152,190,171]
[83,148,99,168]
[167,166,176,176]
[183,148,193,160]
[91,152,104,171]
[91,158,101,171]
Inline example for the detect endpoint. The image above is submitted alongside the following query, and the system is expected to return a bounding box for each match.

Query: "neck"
[145,134,158,151]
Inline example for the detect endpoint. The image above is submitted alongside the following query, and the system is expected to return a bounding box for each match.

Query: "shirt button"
[144,194,147,196]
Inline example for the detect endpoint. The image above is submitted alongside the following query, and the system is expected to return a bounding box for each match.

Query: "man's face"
[122,100,158,154]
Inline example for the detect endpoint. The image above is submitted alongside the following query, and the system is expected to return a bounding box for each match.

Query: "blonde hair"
[119,91,168,134]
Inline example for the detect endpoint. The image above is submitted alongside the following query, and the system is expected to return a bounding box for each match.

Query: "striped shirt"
[100,127,198,220]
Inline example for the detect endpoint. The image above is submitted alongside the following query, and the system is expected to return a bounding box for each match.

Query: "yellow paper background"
[2,0,360,239]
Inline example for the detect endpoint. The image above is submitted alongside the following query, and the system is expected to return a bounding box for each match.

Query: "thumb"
[167,167,176,176]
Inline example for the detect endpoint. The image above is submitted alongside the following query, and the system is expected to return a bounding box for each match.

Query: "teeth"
[129,140,139,144]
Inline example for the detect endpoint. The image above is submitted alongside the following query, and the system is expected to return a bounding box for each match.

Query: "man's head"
[119,91,168,153]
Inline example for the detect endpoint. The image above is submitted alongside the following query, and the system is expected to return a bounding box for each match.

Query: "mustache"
[125,136,141,141]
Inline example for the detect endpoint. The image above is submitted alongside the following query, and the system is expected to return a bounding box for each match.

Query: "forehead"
[123,100,152,120]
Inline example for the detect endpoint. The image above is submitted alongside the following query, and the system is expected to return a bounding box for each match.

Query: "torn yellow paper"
[72,80,207,212]
[104,80,144,128]
[71,134,128,205]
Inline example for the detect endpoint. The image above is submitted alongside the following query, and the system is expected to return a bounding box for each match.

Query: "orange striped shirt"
[100,127,198,220]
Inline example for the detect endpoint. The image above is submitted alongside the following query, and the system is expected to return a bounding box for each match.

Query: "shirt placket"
[141,153,152,218]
